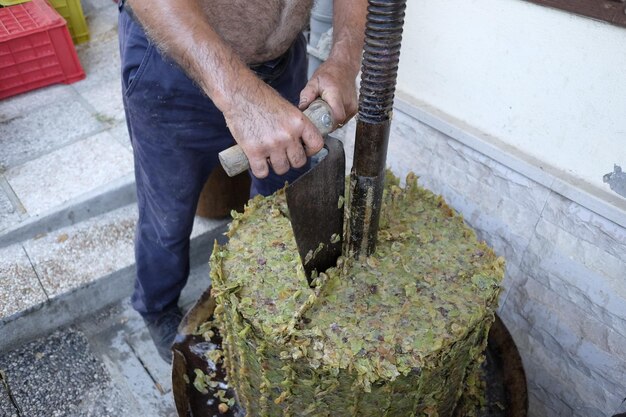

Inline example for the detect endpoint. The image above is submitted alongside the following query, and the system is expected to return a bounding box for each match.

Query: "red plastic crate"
[0,0,85,99]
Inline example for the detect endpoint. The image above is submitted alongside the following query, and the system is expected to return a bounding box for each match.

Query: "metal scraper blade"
[286,136,345,281]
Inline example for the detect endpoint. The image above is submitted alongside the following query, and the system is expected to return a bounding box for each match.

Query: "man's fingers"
[299,84,319,111]
[269,151,290,176]
[301,122,324,157]
[249,157,270,179]
[287,142,307,169]
[321,90,347,128]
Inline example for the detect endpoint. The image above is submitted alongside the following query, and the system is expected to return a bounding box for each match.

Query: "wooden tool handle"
[218,99,334,177]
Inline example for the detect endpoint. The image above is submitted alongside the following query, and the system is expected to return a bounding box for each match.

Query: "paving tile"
[0,187,20,233]
[23,205,136,299]
[80,0,97,16]
[83,0,117,14]
[108,122,132,150]
[87,315,177,415]
[0,85,76,123]
[0,329,130,417]
[18,203,222,309]
[79,78,125,126]
[0,244,47,320]
[180,262,211,309]
[84,3,119,43]
[127,328,172,393]
[5,131,134,216]
[74,37,121,94]
[0,98,102,170]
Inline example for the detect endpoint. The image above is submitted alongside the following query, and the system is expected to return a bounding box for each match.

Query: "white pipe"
[307,0,334,78]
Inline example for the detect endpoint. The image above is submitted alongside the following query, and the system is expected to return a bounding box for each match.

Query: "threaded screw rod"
[347,0,407,258]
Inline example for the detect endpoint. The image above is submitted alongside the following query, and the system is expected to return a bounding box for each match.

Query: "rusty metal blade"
[286,136,345,280]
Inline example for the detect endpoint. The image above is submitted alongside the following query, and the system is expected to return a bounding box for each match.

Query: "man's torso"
[201,0,315,64]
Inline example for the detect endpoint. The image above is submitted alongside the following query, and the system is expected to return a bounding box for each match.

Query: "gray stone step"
[0,134,136,249]
[0,174,136,249]
[0,261,214,417]
[0,204,227,353]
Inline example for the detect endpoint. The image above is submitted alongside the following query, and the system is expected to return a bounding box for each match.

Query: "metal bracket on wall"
[604,165,626,198]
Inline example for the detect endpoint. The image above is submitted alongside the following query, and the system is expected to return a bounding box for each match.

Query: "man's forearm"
[126,0,325,178]
[127,0,263,117]
[329,0,368,77]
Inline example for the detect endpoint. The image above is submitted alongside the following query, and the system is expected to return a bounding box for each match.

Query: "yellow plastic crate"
[48,0,89,44]
[0,0,32,6]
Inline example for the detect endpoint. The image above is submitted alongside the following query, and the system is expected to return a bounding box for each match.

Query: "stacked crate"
[0,0,85,99]
[48,0,89,44]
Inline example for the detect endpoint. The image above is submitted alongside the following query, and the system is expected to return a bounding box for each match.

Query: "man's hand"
[127,0,366,180]
[299,0,367,130]
[223,82,324,179]
[298,58,359,129]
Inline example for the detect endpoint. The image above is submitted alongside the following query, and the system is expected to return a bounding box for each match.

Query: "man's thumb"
[299,86,316,110]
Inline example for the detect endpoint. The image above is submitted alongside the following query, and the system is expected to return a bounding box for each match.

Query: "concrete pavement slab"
[1,259,215,416]
[87,315,177,416]
[84,3,119,44]
[127,328,173,393]
[0,244,47,320]
[0,99,102,171]
[79,79,126,127]
[108,122,132,150]
[5,132,133,217]
[1,205,225,352]
[0,329,129,417]
[0,85,76,124]
[23,205,136,299]
[0,186,21,233]
[83,0,118,15]
[0,173,135,249]
[74,38,121,95]
[179,261,211,309]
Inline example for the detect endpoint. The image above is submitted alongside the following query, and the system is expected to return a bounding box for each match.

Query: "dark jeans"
[118,7,309,319]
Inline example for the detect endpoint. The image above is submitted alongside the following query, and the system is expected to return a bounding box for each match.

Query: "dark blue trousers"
[118,8,310,319]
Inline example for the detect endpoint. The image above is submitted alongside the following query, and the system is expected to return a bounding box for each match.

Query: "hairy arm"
[127,0,324,178]
[299,0,368,125]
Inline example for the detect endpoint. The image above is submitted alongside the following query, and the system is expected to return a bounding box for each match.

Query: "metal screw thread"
[358,0,407,124]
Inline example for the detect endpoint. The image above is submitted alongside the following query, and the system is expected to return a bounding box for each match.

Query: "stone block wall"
[342,100,626,416]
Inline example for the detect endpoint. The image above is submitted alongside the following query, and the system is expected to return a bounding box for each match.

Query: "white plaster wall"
[396,0,626,192]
